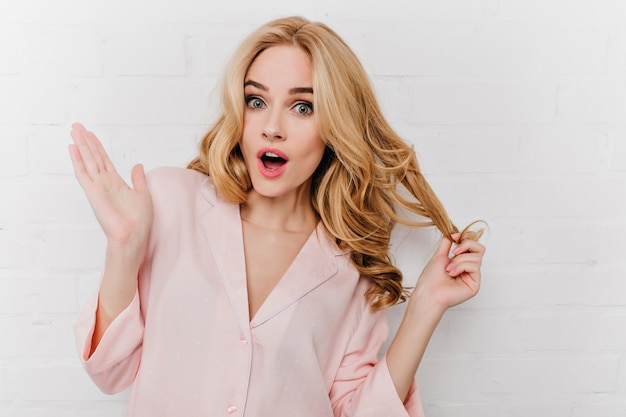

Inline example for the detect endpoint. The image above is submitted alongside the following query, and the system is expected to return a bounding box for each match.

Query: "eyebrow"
[244,80,313,95]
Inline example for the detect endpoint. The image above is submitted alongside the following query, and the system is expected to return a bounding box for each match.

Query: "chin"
[250,179,311,202]
[249,182,286,199]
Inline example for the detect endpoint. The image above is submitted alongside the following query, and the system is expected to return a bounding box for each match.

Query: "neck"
[240,187,318,233]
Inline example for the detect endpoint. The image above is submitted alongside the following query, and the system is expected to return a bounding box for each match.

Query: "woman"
[70,16,485,417]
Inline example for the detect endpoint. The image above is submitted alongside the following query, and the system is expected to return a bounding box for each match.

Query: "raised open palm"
[69,123,154,254]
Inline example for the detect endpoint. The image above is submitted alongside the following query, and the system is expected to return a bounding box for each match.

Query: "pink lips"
[256,147,289,178]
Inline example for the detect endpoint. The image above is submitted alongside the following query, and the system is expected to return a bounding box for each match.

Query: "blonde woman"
[70,16,485,417]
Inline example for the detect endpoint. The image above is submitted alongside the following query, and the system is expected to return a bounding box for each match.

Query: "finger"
[446,251,482,269]
[452,239,486,256]
[454,239,485,253]
[71,122,86,131]
[434,235,453,257]
[448,252,483,267]
[74,123,121,179]
[92,132,117,174]
[70,124,100,179]
[81,127,107,174]
[446,257,482,277]
[447,259,482,274]
[457,271,481,294]
[130,164,148,193]
[68,144,91,188]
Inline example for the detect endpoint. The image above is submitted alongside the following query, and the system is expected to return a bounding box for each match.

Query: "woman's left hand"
[410,233,486,312]
[386,232,486,399]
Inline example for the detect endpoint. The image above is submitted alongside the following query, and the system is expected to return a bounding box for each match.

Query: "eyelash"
[244,95,314,116]
[245,96,265,109]
[293,102,314,116]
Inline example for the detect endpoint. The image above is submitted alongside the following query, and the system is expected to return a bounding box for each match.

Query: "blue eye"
[294,102,313,115]
[245,96,265,109]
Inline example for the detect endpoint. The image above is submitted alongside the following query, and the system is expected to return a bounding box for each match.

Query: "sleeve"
[73,289,144,394]
[72,167,170,394]
[329,306,425,417]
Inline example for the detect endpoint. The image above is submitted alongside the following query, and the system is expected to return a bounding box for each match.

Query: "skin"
[240,45,326,209]
[68,44,485,403]
[386,233,485,400]
[69,124,152,357]
[238,45,327,320]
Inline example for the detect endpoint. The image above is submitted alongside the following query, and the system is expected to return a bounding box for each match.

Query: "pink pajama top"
[74,167,425,417]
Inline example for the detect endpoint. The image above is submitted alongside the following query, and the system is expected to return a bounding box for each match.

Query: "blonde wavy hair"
[188,16,482,310]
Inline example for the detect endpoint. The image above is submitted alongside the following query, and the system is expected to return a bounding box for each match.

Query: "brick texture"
[1,0,625,415]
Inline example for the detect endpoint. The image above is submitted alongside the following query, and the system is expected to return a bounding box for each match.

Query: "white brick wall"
[1,0,625,416]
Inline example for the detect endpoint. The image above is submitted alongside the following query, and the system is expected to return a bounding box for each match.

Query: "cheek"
[240,117,254,149]
[242,112,257,136]
[241,117,250,139]
[307,139,326,167]
[311,131,325,156]
[304,123,324,154]
[238,134,252,163]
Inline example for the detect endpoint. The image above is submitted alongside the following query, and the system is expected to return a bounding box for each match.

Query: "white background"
[1,0,625,416]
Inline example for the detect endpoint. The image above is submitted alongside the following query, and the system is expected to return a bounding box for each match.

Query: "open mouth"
[256,147,289,178]
[261,151,287,171]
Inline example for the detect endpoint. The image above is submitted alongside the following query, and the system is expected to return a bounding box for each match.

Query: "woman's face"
[240,45,326,202]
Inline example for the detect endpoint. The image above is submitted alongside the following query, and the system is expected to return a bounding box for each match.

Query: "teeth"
[264,152,280,158]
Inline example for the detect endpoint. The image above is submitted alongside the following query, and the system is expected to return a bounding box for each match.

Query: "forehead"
[245,45,313,89]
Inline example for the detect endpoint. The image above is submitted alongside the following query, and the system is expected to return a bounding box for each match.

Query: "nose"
[263,128,283,141]
[262,108,284,142]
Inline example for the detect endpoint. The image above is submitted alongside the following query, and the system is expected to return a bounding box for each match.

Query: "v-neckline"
[199,183,340,330]
[240,217,320,323]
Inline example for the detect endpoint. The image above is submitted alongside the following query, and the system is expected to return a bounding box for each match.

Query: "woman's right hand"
[69,123,154,257]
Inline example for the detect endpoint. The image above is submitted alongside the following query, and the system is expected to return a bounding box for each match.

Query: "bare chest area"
[242,221,313,320]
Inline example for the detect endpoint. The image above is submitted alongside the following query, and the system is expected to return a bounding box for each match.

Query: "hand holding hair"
[412,232,486,312]
[386,230,486,402]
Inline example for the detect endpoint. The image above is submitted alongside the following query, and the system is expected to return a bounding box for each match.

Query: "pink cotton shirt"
[74,167,425,417]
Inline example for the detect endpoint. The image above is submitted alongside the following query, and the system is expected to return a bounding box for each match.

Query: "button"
[227,404,238,414]
[239,334,248,344]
